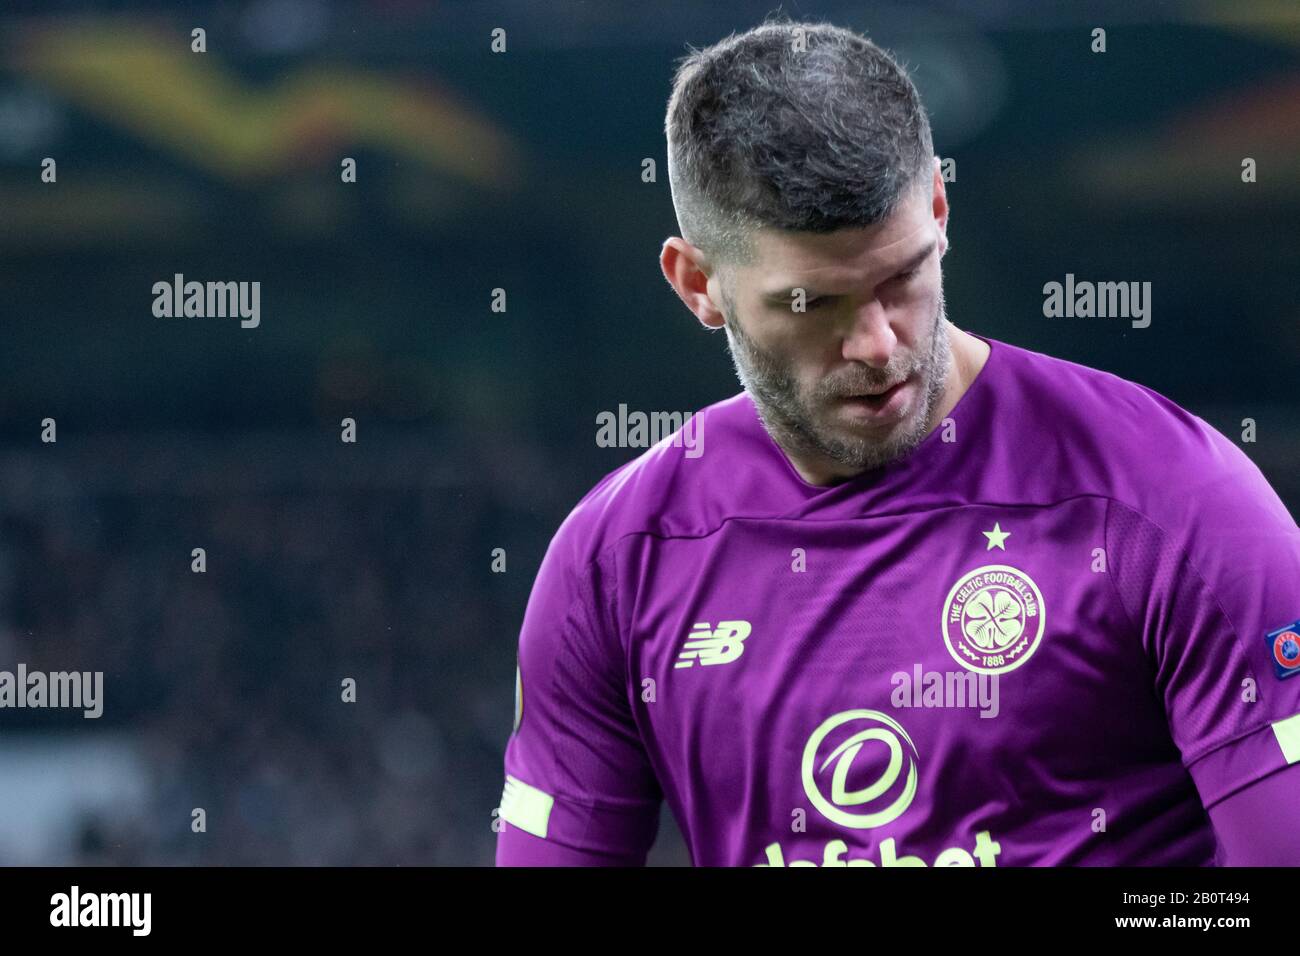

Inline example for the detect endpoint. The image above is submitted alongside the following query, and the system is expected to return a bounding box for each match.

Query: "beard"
[722,287,953,476]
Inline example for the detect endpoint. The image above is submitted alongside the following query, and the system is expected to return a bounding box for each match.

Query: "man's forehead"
[748,218,935,293]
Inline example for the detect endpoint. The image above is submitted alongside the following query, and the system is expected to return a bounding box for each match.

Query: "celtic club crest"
[941,565,1045,674]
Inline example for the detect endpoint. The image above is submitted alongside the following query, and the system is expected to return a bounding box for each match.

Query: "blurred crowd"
[0,427,565,865]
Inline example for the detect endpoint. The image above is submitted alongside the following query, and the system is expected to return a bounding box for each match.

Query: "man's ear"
[661,238,727,330]
[931,157,950,259]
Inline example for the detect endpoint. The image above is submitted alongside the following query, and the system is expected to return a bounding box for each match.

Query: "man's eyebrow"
[761,239,938,301]
[891,239,938,278]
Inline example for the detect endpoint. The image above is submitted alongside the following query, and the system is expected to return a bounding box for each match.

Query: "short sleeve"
[1107,445,1300,811]
[496,518,662,863]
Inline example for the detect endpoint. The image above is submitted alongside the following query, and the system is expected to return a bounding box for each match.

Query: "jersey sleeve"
[1107,425,1300,814]
[1207,761,1300,864]
[495,511,662,865]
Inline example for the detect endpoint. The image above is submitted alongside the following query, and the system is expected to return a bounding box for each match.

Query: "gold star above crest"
[983,522,1010,551]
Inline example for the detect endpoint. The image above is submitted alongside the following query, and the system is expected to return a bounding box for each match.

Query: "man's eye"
[801,296,832,311]
[895,267,921,283]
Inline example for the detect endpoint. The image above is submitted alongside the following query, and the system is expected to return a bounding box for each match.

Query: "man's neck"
[932,323,990,429]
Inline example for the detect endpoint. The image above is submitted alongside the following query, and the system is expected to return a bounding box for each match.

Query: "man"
[496,19,1300,865]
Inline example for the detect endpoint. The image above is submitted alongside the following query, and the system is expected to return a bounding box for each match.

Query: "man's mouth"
[843,377,908,401]
[834,375,914,419]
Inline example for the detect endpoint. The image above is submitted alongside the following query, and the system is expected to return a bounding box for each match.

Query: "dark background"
[0,0,1296,865]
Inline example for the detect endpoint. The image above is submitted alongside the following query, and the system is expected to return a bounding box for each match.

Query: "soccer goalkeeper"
[495,18,1300,866]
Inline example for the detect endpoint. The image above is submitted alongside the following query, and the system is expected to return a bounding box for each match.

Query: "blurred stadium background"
[0,0,1297,865]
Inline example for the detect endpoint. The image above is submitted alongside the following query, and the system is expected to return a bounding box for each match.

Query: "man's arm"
[1208,762,1300,865]
[494,506,662,866]
[497,820,649,867]
[1104,415,1300,863]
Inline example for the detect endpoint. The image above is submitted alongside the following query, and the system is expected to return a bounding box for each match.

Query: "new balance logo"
[675,621,751,668]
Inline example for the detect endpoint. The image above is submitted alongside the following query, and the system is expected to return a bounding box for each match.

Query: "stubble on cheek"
[723,291,951,474]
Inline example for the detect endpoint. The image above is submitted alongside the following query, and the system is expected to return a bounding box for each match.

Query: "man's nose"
[840,300,896,369]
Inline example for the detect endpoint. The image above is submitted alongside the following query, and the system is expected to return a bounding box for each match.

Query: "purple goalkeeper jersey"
[498,334,1300,866]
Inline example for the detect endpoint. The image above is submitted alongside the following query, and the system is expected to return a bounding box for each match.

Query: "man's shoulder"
[552,391,777,563]
[986,337,1294,535]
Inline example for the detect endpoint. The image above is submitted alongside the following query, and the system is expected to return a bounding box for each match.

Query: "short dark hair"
[665,16,935,271]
